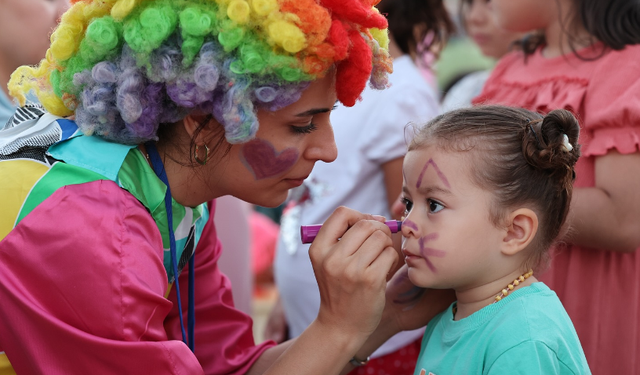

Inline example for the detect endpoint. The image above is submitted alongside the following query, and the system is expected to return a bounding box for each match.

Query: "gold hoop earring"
[194,144,210,165]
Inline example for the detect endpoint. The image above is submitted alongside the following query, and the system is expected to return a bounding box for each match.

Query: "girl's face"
[211,70,338,207]
[462,0,524,59]
[400,145,506,290]
[490,0,557,33]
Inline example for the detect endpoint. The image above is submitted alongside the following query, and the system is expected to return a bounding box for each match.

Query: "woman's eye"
[401,197,413,214]
[428,199,444,214]
[291,123,318,134]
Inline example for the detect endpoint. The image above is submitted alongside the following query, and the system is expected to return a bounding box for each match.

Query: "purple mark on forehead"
[403,219,419,231]
[416,158,451,189]
[240,139,299,180]
[419,233,445,273]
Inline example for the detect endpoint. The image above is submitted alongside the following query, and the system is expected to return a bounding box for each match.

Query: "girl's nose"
[467,0,486,25]
[401,217,420,238]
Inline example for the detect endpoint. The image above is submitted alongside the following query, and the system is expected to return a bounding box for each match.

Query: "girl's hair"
[409,105,581,269]
[517,0,640,57]
[8,0,393,145]
[376,0,454,59]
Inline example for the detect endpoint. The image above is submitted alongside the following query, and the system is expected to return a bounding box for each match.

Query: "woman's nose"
[305,122,337,163]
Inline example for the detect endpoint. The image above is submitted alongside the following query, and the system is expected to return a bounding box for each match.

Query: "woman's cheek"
[239,138,299,180]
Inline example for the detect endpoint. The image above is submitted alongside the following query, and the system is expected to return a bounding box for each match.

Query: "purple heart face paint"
[241,138,299,180]
[400,145,508,292]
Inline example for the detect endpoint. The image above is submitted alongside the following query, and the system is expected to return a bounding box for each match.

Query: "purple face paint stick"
[300,220,402,244]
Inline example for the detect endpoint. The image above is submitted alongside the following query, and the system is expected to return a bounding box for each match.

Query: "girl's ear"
[501,208,538,256]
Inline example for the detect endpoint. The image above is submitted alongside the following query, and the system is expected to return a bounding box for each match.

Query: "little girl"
[401,105,590,374]
[441,0,523,110]
[473,1,640,372]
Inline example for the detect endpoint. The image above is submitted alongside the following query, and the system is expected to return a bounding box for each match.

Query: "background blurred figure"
[0,0,69,124]
[215,196,253,315]
[269,0,454,374]
[441,0,522,110]
[473,0,640,372]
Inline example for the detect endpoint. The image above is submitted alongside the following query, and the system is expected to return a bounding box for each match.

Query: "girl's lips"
[402,249,421,259]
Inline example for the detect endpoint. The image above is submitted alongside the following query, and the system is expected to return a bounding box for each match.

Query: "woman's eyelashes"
[290,123,318,134]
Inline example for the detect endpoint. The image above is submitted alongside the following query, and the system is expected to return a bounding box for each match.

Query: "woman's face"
[0,0,69,80]
[211,70,339,207]
[462,0,524,59]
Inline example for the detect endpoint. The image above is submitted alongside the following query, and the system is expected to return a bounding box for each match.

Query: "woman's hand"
[252,207,400,375]
[309,206,399,345]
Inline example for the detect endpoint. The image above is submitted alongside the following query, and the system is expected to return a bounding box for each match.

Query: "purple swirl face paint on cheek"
[240,139,299,180]
[416,158,451,189]
[419,233,446,272]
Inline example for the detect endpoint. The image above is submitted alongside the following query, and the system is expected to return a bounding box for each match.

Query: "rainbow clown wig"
[8,0,392,144]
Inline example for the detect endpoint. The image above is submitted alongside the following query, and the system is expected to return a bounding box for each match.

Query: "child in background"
[441,0,522,110]
[402,105,589,374]
[473,1,640,372]
[0,0,69,124]
[270,0,454,373]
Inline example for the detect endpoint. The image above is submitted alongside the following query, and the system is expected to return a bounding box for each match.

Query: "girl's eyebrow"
[419,185,453,196]
[403,185,452,196]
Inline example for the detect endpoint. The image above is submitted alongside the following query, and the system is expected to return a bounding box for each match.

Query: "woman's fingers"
[335,219,392,258]
[310,206,390,260]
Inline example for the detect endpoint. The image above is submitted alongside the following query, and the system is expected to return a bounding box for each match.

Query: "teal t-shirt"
[415,282,591,375]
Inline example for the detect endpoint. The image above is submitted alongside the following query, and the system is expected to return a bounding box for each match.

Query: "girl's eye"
[401,197,413,214]
[428,199,444,214]
[291,123,318,134]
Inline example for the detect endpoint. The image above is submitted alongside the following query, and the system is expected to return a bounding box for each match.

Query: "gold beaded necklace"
[493,269,533,303]
[452,270,534,316]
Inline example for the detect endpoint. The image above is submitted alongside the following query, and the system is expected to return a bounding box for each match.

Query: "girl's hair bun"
[522,109,581,190]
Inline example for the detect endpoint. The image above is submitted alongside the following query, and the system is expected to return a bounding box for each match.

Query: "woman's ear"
[182,114,223,146]
[501,208,538,256]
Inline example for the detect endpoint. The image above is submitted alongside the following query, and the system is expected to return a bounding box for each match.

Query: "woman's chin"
[245,191,288,208]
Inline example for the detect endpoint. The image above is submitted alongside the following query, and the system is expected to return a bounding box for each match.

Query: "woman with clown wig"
[0,0,452,374]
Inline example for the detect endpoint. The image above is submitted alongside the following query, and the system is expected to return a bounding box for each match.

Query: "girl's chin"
[406,267,430,288]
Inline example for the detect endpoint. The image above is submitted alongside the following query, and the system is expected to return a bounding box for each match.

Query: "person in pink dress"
[473,0,640,372]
